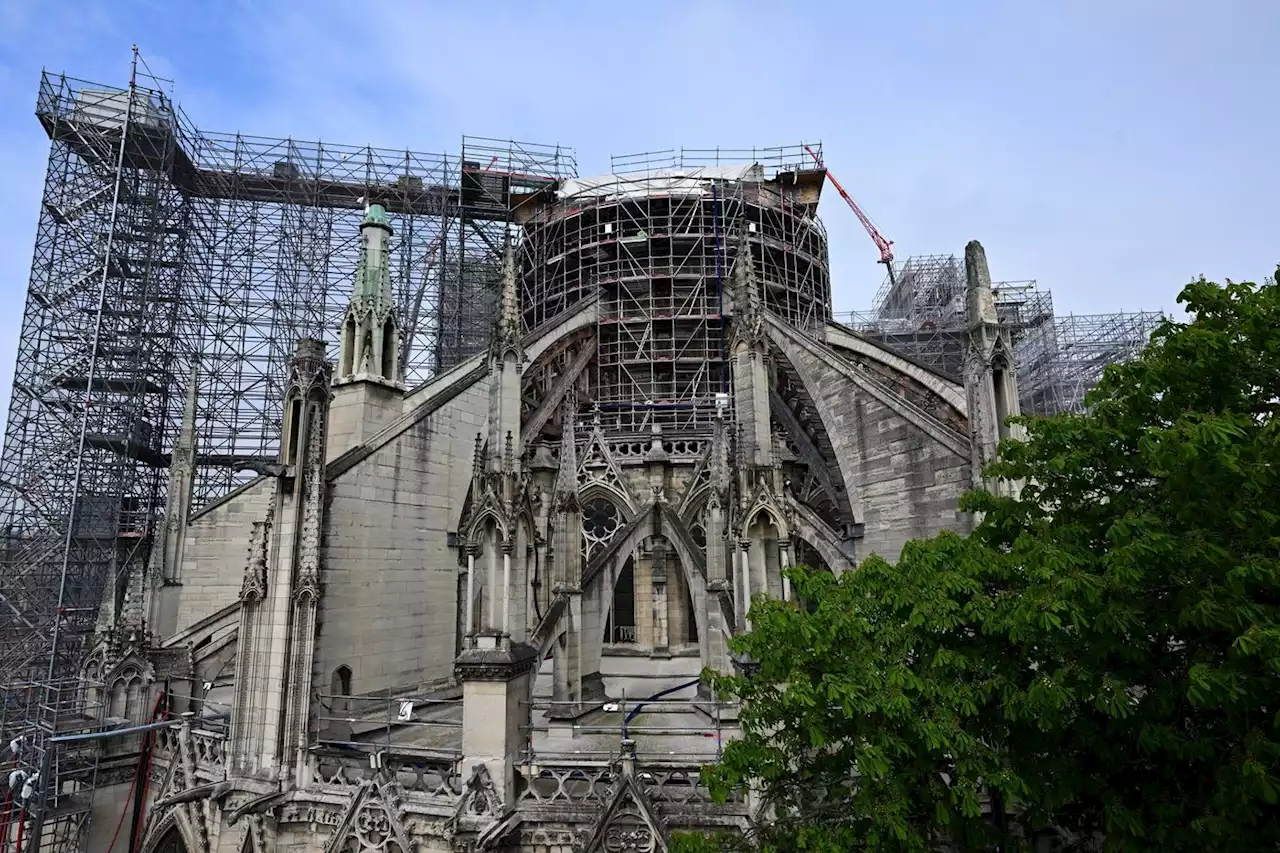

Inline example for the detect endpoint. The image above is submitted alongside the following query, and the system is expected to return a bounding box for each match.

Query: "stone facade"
[79,191,1017,852]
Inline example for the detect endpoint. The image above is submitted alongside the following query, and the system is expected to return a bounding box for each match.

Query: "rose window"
[582,499,621,561]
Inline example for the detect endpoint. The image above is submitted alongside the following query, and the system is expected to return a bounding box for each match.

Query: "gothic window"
[154,827,189,853]
[125,676,144,724]
[581,498,621,562]
[110,679,127,719]
[332,665,352,696]
[690,520,707,551]
[327,666,354,742]
[341,317,356,375]
[83,659,101,719]
[381,317,396,378]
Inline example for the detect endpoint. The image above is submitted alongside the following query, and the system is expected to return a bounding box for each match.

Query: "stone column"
[651,542,669,655]
[465,545,478,642]
[455,641,538,806]
[487,535,499,630]
[779,539,793,601]
[738,539,752,632]
[701,498,732,675]
[755,539,769,606]
[501,540,513,636]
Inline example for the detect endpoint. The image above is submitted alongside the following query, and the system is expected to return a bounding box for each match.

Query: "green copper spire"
[337,202,404,387]
[354,203,394,302]
[363,202,391,229]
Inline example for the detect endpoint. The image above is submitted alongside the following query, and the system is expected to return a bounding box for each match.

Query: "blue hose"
[622,677,702,739]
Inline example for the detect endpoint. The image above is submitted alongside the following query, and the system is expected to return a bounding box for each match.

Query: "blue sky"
[0,0,1277,413]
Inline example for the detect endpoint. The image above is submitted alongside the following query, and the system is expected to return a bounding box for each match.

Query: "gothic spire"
[498,232,520,341]
[734,232,762,317]
[492,231,524,363]
[964,240,999,331]
[552,395,580,511]
[354,202,394,304]
[730,233,765,347]
[336,202,403,386]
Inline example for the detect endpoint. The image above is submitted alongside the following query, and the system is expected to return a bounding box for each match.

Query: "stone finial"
[287,338,332,399]
[733,232,761,313]
[964,240,998,330]
[294,338,327,362]
[355,203,394,303]
[178,361,199,454]
[551,398,580,510]
[498,232,520,340]
[336,204,403,387]
[645,422,668,463]
[729,233,765,348]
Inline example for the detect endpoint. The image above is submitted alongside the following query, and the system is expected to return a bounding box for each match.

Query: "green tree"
[678,272,1280,852]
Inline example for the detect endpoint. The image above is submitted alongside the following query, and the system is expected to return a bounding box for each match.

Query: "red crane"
[804,145,896,286]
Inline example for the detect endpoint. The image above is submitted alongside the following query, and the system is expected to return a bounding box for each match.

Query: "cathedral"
[81,165,1017,853]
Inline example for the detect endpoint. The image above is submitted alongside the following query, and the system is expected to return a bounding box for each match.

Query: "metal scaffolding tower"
[835,256,1165,416]
[519,144,829,433]
[0,53,573,851]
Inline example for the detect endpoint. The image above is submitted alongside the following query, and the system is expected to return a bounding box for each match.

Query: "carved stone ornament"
[584,774,668,853]
[288,338,334,401]
[323,781,414,853]
[447,763,506,830]
[239,517,271,603]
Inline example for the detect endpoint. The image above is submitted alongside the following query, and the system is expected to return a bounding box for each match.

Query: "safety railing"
[313,691,462,753]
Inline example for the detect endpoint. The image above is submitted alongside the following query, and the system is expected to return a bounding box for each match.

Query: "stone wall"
[852,394,972,561]
[312,372,491,699]
[176,478,275,633]
[767,319,972,564]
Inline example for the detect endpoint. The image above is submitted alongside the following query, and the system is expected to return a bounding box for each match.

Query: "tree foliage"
[676,273,1280,852]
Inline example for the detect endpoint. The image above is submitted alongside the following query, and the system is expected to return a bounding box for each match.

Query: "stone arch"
[82,654,104,719]
[743,509,789,601]
[579,480,637,519]
[589,505,649,612]
[789,515,853,576]
[740,501,789,541]
[464,507,510,545]
[602,552,637,644]
[125,674,144,723]
[110,678,127,719]
[107,664,144,719]
[140,809,197,853]
[380,316,397,379]
[588,507,709,653]
[341,315,357,375]
[467,515,509,634]
[328,665,354,742]
[658,511,710,647]
[680,485,712,525]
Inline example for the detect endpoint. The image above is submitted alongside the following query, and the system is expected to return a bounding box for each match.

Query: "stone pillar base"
[455,641,539,805]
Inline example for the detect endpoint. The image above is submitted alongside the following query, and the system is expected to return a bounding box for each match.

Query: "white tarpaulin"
[557,164,764,202]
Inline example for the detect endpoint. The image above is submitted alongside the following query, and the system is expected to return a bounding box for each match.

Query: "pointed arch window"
[381,317,397,380]
[581,498,620,562]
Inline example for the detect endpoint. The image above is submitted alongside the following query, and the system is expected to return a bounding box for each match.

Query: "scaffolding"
[0,54,573,850]
[0,679,105,853]
[520,144,830,434]
[835,256,1164,416]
